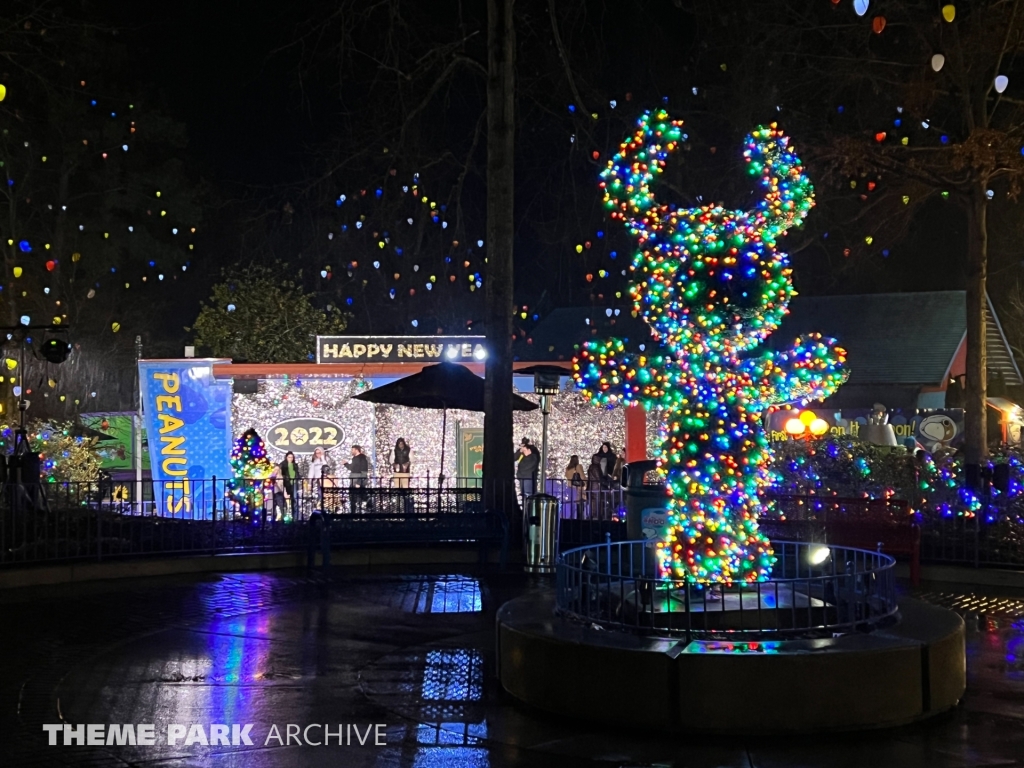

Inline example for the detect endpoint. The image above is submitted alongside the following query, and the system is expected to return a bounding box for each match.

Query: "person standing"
[514,437,534,464]
[278,451,298,519]
[587,454,606,519]
[516,444,539,504]
[392,438,411,473]
[344,445,370,513]
[611,448,626,485]
[596,442,614,481]
[307,446,327,511]
[392,438,411,490]
[565,455,586,518]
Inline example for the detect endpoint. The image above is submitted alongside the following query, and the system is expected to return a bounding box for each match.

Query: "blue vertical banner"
[139,360,233,517]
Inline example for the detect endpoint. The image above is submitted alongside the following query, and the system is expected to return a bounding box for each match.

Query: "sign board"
[639,508,671,541]
[765,407,965,451]
[457,425,484,483]
[266,417,345,455]
[139,361,233,516]
[80,412,151,471]
[317,335,487,363]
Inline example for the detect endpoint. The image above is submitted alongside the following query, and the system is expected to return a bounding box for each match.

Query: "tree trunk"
[483,0,518,523]
[964,184,988,488]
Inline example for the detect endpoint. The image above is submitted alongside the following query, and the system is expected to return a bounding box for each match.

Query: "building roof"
[521,291,1022,388]
[772,291,1021,387]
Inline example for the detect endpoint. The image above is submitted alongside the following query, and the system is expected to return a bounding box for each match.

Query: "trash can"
[622,460,670,541]
[622,461,669,580]
[524,493,559,574]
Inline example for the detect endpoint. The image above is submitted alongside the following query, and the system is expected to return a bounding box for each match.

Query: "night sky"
[104,0,319,185]
[89,0,992,324]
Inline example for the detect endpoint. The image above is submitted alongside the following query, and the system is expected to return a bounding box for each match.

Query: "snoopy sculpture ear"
[743,123,815,234]
[600,110,686,234]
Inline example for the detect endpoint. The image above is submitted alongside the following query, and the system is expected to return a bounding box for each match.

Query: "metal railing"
[555,539,898,640]
[0,478,508,567]
[762,491,1024,569]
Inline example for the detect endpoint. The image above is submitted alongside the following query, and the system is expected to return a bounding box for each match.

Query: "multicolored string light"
[226,429,274,517]
[574,110,847,583]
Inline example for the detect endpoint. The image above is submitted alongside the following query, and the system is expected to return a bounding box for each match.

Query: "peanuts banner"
[139,360,234,517]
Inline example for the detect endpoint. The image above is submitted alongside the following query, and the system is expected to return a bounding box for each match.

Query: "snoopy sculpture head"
[599,111,814,357]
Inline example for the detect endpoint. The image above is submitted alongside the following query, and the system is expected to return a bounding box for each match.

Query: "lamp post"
[516,365,568,575]
[518,365,569,490]
[783,409,831,440]
[135,335,143,513]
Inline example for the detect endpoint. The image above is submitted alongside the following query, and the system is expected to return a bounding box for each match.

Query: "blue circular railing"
[555,539,898,640]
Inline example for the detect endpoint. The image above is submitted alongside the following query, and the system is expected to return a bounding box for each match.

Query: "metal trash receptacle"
[622,460,669,541]
[622,461,668,579]
[524,493,559,574]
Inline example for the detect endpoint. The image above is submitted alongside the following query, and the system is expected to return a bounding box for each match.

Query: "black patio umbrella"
[353,362,537,483]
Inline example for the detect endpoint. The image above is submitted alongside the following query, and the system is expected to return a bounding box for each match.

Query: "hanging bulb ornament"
[995,75,1009,93]
[942,4,955,22]
[12,266,22,278]
[872,16,886,33]
[931,54,945,72]
[0,84,6,102]
[853,0,869,16]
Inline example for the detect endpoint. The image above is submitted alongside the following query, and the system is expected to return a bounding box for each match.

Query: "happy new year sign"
[317,336,486,363]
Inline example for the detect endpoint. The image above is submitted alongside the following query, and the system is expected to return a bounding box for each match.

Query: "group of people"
[514,437,625,512]
[565,443,625,518]
[259,435,626,517]
[263,438,414,519]
[267,443,372,519]
[564,442,624,490]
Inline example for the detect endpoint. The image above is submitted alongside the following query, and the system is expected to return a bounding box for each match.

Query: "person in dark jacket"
[392,438,411,474]
[516,444,540,502]
[587,454,606,519]
[278,451,299,519]
[513,436,535,463]
[611,449,626,485]
[344,445,370,512]
[595,442,615,481]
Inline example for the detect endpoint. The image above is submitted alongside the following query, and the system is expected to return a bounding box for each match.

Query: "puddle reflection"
[385,576,483,614]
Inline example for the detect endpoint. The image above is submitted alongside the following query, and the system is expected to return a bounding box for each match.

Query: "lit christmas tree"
[226,429,274,517]
[574,110,847,584]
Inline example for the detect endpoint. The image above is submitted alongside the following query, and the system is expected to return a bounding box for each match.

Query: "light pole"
[519,365,569,489]
[134,335,143,512]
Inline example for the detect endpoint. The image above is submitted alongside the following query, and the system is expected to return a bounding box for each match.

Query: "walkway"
[0,567,1022,767]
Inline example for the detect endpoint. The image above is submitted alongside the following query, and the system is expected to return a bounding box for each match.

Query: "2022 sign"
[267,418,345,454]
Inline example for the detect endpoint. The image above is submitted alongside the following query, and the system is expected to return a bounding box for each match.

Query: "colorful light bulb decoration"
[573,110,848,584]
[226,428,274,517]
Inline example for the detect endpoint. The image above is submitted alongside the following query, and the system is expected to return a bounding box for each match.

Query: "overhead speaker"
[233,378,258,395]
[40,338,71,364]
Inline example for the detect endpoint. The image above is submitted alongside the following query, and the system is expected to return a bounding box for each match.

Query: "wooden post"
[483,0,518,531]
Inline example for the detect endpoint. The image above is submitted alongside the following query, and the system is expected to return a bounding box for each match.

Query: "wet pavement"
[0,567,1022,767]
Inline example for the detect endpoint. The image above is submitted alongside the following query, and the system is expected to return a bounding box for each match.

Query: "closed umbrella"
[353,362,537,484]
